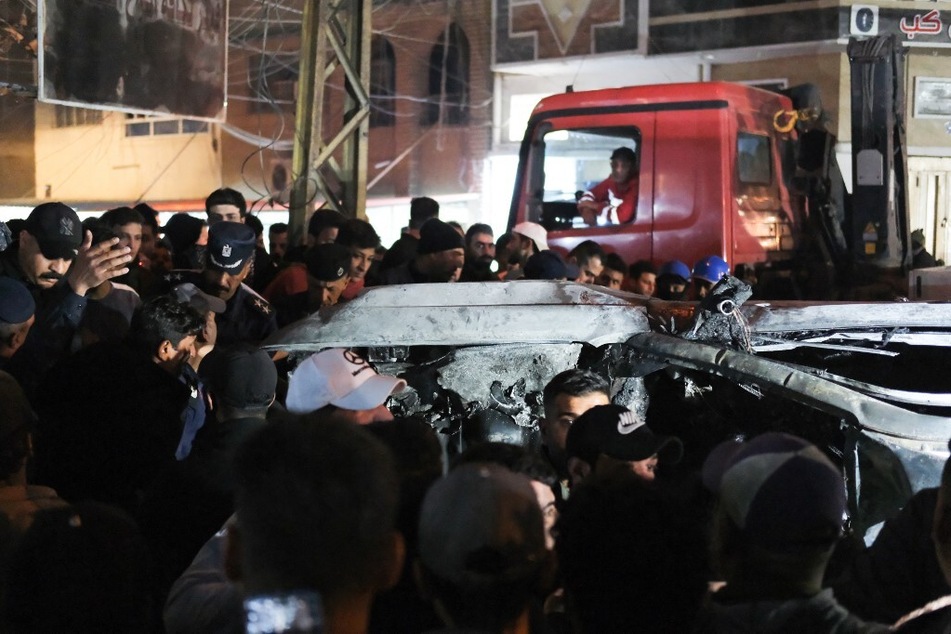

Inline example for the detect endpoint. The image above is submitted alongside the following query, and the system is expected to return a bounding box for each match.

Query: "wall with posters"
[907,51,951,152]
[38,0,227,120]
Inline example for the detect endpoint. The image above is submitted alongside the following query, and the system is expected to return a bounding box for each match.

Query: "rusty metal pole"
[288,0,372,245]
[340,0,371,218]
[288,0,324,248]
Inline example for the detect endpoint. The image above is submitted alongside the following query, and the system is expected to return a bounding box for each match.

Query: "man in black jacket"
[33,296,203,515]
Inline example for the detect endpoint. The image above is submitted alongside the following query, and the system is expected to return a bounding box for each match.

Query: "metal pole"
[289,0,372,241]
[288,0,323,247]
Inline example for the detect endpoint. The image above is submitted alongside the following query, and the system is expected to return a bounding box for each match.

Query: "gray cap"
[173,282,226,314]
[418,463,546,587]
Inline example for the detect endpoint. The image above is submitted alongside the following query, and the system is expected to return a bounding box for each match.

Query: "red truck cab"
[508,82,803,274]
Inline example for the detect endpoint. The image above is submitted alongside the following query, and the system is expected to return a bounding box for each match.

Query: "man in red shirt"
[577,147,638,225]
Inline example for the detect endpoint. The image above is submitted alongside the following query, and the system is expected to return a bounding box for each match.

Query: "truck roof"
[530,81,791,117]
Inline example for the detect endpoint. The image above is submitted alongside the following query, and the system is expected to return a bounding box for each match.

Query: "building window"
[54,105,103,128]
[124,113,209,137]
[370,36,396,127]
[248,53,299,113]
[424,23,469,125]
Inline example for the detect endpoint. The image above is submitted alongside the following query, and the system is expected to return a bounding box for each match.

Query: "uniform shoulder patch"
[246,292,273,316]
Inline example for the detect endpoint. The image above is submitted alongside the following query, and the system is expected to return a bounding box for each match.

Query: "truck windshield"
[533,127,639,229]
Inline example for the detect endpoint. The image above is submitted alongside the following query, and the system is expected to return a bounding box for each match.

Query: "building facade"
[2,1,951,255]
[489,0,951,261]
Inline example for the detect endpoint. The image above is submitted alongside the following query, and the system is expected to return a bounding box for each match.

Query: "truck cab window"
[531,128,640,230]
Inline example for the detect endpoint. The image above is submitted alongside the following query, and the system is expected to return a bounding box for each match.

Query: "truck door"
[514,112,656,263]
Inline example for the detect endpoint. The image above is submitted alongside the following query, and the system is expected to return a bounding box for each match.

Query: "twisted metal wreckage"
[263,280,951,542]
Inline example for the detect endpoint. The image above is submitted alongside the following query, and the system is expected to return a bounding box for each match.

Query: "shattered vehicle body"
[262,281,951,543]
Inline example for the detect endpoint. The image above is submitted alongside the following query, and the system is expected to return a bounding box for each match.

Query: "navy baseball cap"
[24,202,82,260]
[0,278,35,324]
[206,222,256,273]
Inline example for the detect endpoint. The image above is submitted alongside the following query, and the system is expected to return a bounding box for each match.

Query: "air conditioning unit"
[268,158,292,204]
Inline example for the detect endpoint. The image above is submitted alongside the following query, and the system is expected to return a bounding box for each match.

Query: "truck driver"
[577,147,639,226]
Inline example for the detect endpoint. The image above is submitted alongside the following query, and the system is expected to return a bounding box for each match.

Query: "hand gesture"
[66,230,133,297]
[189,311,218,372]
[577,200,601,226]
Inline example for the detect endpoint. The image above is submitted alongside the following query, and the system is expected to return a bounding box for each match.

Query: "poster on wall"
[37,0,228,121]
[914,77,951,119]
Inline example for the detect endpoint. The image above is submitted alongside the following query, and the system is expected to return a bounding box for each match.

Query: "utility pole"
[288,0,372,246]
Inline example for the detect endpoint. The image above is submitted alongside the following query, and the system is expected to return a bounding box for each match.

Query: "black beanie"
[304,243,352,281]
[418,219,464,255]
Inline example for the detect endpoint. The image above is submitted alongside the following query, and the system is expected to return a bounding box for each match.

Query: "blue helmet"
[692,255,729,284]
[658,260,691,282]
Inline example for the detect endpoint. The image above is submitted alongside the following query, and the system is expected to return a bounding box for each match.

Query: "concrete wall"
[0,96,36,200]
[32,103,222,205]
[711,53,846,139]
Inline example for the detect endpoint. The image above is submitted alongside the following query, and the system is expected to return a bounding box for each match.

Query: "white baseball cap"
[512,222,549,252]
[286,348,407,414]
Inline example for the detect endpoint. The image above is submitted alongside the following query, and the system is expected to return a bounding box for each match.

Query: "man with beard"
[378,219,464,285]
[460,223,497,282]
[1,202,133,397]
[507,222,548,281]
[164,222,277,346]
[162,213,209,272]
[655,260,691,301]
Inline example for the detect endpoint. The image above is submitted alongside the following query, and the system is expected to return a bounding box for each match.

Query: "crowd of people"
[0,188,948,632]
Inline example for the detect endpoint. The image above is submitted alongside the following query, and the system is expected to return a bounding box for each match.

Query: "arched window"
[424,23,469,125]
[370,36,396,127]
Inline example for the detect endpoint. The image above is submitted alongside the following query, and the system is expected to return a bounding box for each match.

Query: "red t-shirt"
[263,264,308,302]
[579,176,638,224]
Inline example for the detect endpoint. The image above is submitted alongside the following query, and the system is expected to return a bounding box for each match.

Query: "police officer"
[164,222,277,346]
[1,202,133,398]
[0,278,35,372]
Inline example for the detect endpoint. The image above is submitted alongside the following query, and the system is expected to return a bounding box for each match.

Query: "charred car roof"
[262,280,951,542]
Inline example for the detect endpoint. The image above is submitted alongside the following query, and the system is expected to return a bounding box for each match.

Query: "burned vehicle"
[262,281,951,543]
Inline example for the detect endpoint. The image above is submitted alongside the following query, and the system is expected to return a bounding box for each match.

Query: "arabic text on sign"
[900,10,942,40]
